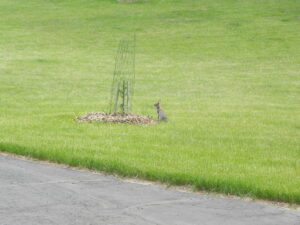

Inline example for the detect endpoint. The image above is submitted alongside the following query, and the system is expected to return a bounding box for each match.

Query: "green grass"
[0,0,299,204]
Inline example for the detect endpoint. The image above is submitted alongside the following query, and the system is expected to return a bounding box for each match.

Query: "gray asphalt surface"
[0,153,299,225]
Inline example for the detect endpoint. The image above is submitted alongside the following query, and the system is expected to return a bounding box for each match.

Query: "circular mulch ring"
[76,112,156,125]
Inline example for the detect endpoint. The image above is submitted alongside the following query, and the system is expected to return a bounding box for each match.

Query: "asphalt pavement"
[0,153,299,225]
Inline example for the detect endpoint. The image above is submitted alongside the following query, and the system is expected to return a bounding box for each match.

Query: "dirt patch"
[76,112,156,125]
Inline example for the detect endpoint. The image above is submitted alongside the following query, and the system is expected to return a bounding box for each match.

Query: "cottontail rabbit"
[154,101,167,121]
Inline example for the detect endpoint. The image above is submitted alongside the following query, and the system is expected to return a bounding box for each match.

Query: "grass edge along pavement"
[0,143,299,205]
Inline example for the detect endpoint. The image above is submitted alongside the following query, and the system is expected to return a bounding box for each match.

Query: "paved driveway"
[0,153,299,225]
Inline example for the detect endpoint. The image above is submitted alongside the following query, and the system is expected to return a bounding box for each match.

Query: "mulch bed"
[76,112,156,125]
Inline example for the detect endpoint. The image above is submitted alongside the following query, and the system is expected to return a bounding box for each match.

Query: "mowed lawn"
[0,0,299,204]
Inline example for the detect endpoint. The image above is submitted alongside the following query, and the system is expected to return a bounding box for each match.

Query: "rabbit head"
[153,101,160,108]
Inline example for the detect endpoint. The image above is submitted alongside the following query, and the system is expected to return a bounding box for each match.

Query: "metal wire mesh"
[109,35,136,114]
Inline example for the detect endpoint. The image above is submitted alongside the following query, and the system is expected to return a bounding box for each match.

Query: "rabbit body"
[154,101,167,121]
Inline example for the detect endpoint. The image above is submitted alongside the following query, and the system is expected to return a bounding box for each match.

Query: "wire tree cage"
[109,35,136,115]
